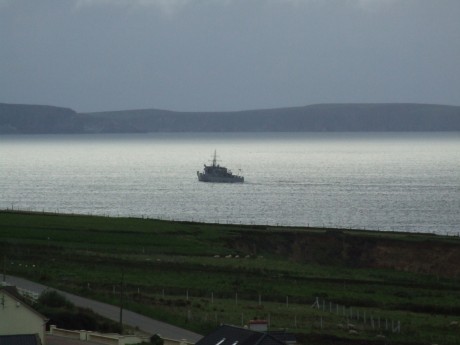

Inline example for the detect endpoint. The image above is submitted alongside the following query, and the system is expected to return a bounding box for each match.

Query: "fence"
[2,208,460,236]
[49,325,193,345]
[311,297,401,334]
[110,285,407,338]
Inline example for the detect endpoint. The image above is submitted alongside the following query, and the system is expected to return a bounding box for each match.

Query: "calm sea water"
[1,132,459,234]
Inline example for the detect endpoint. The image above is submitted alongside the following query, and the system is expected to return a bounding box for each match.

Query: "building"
[0,334,42,345]
[195,324,286,345]
[0,287,48,345]
[248,320,268,332]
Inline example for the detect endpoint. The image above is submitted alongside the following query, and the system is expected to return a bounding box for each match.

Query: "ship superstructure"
[197,151,244,183]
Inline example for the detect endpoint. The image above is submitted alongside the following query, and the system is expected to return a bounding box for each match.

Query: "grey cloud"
[1,0,459,112]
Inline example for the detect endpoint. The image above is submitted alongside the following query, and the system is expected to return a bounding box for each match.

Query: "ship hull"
[197,172,244,183]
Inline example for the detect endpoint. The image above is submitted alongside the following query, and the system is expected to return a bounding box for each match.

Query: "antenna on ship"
[212,150,218,167]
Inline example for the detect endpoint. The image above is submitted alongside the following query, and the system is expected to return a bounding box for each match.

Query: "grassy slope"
[1,210,460,345]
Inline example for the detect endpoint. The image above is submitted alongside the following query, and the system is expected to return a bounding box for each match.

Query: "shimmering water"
[1,132,459,234]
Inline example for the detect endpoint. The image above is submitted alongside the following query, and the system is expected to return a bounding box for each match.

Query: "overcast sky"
[1,0,459,113]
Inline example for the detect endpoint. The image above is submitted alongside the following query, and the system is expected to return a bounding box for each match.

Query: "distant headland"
[1,102,460,134]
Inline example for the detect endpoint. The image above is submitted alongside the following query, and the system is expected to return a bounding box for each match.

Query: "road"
[5,275,203,343]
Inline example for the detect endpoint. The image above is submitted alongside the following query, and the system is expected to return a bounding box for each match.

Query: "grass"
[1,210,460,344]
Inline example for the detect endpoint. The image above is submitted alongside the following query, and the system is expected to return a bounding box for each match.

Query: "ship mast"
[212,150,217,167]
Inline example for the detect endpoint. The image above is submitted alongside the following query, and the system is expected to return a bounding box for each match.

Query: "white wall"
[0,291,46,345]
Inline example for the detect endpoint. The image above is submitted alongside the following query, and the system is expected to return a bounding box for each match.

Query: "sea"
[1,132,459,235]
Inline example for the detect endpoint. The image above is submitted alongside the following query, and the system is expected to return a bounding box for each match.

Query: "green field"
[1,210,460,345]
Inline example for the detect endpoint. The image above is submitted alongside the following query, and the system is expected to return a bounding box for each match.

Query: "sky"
[1,0,460,113]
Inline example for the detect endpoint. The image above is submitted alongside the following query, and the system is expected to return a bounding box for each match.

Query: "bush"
[35,290,119,332]
[37,290,74,309]
[150,334,164,345]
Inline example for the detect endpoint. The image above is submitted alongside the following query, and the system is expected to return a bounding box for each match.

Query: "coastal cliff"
[228,228,460,278]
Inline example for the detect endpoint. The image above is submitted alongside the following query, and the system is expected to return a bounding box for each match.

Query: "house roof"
[195,325,285,345]
[0,287,48,322]
[1,286,23,300]
[267,332,297,344]
[0,334,41,345]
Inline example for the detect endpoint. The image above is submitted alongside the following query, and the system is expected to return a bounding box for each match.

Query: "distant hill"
[1,102,460,134]
[0,103,79,134]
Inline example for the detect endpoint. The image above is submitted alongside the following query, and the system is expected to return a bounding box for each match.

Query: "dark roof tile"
[0,335,41,345]
[196,325,285,345]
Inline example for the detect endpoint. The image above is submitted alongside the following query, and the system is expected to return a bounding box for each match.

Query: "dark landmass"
[0,103,80,134]
[1,102,460,134]
[2,210,460,345]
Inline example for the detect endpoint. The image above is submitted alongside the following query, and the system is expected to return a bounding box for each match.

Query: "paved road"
[5,275,202,343]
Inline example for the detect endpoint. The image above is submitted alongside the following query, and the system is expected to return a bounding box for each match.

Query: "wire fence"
[109,283,405,334]
[311,297,401,333]
[2,207,460,237]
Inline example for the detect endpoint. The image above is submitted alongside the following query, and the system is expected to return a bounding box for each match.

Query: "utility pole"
[2,255,6,283]
[119,269,124,334]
